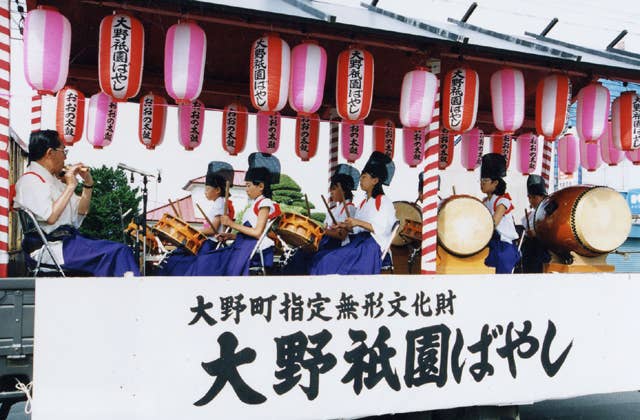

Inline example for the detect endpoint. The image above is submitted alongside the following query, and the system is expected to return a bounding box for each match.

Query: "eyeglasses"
[480,178,492,183]
[53,147,68,157]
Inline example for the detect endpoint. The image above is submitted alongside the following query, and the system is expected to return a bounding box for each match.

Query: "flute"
[59,165,90,178]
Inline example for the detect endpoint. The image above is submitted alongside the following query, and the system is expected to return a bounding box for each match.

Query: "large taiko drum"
[275,212,325,252]
[392,201,421,246]
[152,213,207,255]
[534,185,631,258]
[437,195,494,257]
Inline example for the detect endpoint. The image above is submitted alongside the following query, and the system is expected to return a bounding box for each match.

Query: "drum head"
[438,196,493,256]
[392,202,421,246]
[573,187,631,253]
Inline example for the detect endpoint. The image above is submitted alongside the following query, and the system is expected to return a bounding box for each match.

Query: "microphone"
[117,162,156,178]
[157,169,162,183]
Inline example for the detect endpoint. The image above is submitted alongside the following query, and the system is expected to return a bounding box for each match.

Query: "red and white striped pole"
[421,59,440,274]
[541,139,553,192]
[31,93,41,132]
[328,109,339,202]
[0,0,10,277]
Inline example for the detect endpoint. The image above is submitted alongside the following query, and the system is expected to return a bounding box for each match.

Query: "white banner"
[33,274,640,419]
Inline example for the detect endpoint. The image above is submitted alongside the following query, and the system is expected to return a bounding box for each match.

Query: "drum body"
[392,201,421,246]
[437,195,494,257]
[152,214,207,255]
[124,221,159,254]
[535,185,631,257]
[275,212,325,252]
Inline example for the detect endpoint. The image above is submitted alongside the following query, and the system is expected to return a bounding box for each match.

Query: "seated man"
[14,130,140,277]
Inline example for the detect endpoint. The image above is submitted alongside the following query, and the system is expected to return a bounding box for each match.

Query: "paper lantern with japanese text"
[399,68,438,129]
[580,137,602,172]
[403,127,425,168]
[438,128,454,170]
[165,21,207,105]
[626,149,640,165]
[55,86,85,146]
[336,47,374,121]
[23,6,71,95]
[257,111,280,154]
[460,128,484,171]
[372,119,395,158]
[611,91,640,151]
[490,68,524,133]
[515,133,539,175]
[557,134,579,174]
[600,121,623,166]
[490,132,512,169]
[137,93,167,150]
[442,67,479,133]
[98,13,144,101]
[86,92,117,149]
[535,74,571,141]
[576,82,610,143]
[289,41,326,114]
[222,103,248,156]
[295,113,319,161]
[178,100,204,151]
[250,34,290,112]
[341,120,364,163]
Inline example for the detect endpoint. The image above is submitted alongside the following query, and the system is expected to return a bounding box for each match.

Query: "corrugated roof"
[147,195,204,224]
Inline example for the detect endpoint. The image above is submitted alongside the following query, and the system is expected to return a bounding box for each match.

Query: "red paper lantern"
[56,86,85,146]
[222,103,248,156]
[442,67,479,133]
[138,93,167,150]
[295,113,319,161]
[372,119,395,158]
[438,128,454,170]
[336,47,374,121]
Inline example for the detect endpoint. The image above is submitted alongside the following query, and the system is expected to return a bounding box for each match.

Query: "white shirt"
[242,195,276,250]
[484,194,519,242]
[324,201,356,246]
[14,162,85,234]
[205,197,226,236]
[353,194,397,248]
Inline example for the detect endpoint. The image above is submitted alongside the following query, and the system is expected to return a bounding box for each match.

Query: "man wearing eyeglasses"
[14,130,140,277]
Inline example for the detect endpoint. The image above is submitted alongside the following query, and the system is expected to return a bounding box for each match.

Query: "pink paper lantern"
[372,119,395,158]
[403,127,426,168]
[164,21,207,105]
[23,6,71,95]
[557,134,579,174]
[535,74,571,140]
[99,13,144,101]
[576,82,610,143]
[138,93,167,150]
[289,41,326,114]
[336,47,374,121]
[438,128,454,170]
[55,86,85,146]
[178,100,204,151]
[599,121,623,166]
[579,136,602,172]
[256,111,280,154]
[442,67,479,133]
[250,34,290,112]
[399,67,438,128]
[626,149,640,165]
[295,113,319,161]
[460,128,484,171]
[490,132,512,169]
[515,133,539,175]
[490,68,525,134]
[86,92,117,149]
[341,120,364,163]
[611,91,640,151]
[222,103,248,156]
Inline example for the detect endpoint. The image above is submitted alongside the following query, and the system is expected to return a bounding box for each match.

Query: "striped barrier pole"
[0,0,10,277]
[541,138,553,191]
[31,93,41,132]
[421,59,440,274]
[328,109,339,202]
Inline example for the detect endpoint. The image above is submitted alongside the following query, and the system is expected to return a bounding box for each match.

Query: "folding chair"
[248,218,277,276]
[15,208,66,277]
[380,220,400,273]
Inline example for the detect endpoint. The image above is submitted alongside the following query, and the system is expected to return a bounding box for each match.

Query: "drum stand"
[543,251,615,273]
[407,245,420,274]
[436,245,496,274]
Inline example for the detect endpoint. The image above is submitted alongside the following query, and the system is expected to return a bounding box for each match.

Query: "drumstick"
[452,185,456,195]
[304,193,311,217]
[196,203,216,232]
[168,198,182,219]
[223,180,231,216]
[524,208,531,231]
[321,194,338,225]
